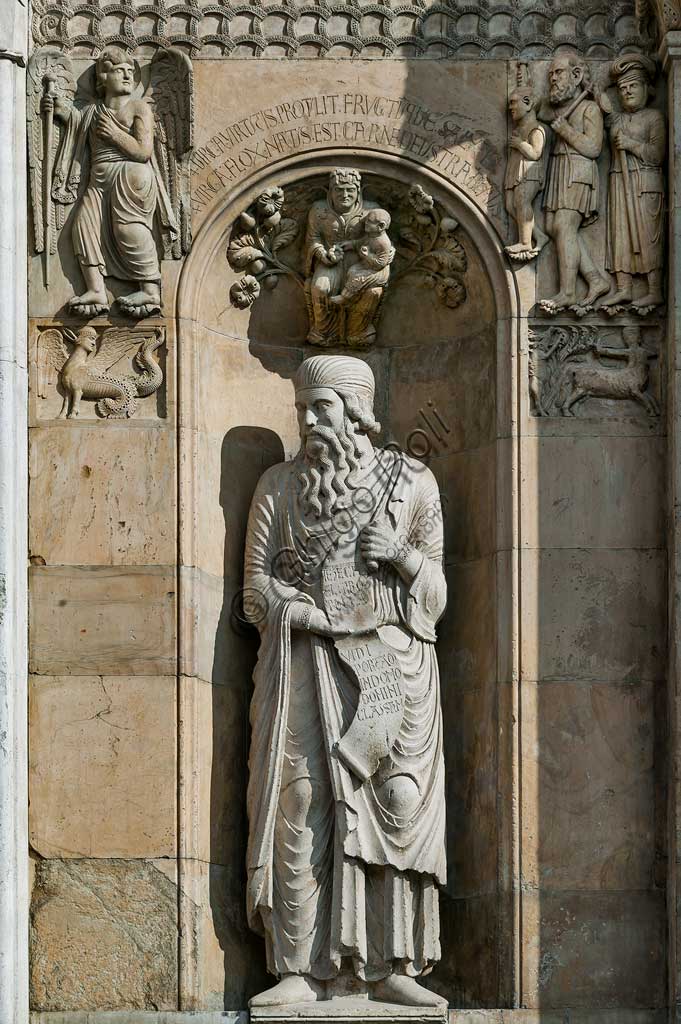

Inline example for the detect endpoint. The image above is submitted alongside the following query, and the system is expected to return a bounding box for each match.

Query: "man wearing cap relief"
[601,55,665,310]
[243,356,447,1009]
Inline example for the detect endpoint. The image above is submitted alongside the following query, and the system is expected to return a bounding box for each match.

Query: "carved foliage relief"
[227,170,468,349]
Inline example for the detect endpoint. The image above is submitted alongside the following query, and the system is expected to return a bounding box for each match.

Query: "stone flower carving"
[27,46,193,318]
[37,325,165,418]
[393,187,468,311]
[227,187,300,294]
[229,275,261,309]
[529,323,659,417]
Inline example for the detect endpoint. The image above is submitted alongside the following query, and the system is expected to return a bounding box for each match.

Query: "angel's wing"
[37,328,70,398]
[27,48,76,254]
[89,328,142,375]
[145,48,194,260]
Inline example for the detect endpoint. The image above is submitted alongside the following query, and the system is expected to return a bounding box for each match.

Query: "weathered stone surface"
[29,675,176,859]
[29,425,175,566]
[178,859,269,1011]
[178,675,249,866]
[521,890,665,1008]
[520,680,657,891]
[519,435,665,550]
[30,859,178,1011]
[520,548,666,683]
[29,566,176,676]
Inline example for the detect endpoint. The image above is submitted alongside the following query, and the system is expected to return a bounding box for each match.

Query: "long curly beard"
[296,418,363,519]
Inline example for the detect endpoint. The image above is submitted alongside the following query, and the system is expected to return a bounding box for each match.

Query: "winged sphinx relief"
[28,45,193,318]
[37,325,165,418]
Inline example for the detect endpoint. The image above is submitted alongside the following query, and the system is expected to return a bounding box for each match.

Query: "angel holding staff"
[600,55,666,311]
[33,45,192,318]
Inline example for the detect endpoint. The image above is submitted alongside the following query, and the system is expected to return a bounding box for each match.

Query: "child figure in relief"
[330,208,395,306]
[504,69,548,262]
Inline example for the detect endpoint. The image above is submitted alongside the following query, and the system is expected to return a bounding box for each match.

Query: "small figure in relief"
[504,64,548,262]
[329,209,395,307]
[600,55,666,312]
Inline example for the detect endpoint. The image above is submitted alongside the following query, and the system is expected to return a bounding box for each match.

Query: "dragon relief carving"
[37,325,165,419]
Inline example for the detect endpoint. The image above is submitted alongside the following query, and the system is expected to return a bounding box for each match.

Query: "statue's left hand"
[360,521,404,566]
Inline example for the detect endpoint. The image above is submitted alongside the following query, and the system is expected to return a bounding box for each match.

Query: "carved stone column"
[0,4,29,1022]
[661,28,681,1022]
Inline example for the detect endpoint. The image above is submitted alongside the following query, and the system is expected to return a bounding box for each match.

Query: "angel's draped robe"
[53,102,177,284]
[244,448,447,982]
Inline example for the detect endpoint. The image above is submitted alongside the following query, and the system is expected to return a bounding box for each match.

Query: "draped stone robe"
[52,102,177,283]
[244,448,447,982]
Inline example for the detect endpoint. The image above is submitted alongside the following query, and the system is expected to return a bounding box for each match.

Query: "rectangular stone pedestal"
[251,999,448,1024]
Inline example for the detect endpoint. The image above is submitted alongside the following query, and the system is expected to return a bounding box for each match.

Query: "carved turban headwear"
[295,355,375,400]
[294,355,380,434]
[611,54,656,87]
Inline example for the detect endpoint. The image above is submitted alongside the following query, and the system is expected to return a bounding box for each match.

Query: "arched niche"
[174,149,521,1010]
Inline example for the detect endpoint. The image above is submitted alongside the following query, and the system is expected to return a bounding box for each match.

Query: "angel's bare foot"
[118,286,161,318]
[69,289,109,308]
[328,294,346,306]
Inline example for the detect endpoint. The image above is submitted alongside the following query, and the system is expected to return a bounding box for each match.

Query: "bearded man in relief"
[243,356,447,1009]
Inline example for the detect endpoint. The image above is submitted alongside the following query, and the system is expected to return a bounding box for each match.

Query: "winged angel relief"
[28,46,193,318]
[38,325,164,418]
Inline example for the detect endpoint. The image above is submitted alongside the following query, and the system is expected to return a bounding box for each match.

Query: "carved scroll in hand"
[38,324,165,419]
[529,323,659,417]
[28,46,193,319]
[334,633,405,783]
[226,171,468,349]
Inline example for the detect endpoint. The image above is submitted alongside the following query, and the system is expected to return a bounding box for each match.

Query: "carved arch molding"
[32,0,656,59]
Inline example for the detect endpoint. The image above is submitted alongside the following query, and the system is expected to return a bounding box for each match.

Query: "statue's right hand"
[308,608,351,639]
[41,95,54,114]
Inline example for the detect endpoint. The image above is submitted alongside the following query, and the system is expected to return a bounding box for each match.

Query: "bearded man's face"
[549,59,580,105]
[294,387,364,520]
[295,387,346,454]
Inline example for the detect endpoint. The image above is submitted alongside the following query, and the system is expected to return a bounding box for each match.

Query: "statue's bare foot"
[539,292,577,312]
[632,291,663,310]
[505,244,539,263]
[118,292,161,319]
[328,295,345,307]
[372,975,446,1008]
[249,974,325,1008]
[505,242,530,255]
[533,229,549,252]
[582,276,611,307]
[68,291,109,318]
[600,287,632,308]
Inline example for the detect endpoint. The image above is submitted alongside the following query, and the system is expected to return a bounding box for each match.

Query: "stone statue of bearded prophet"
[244,356,448,1011]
